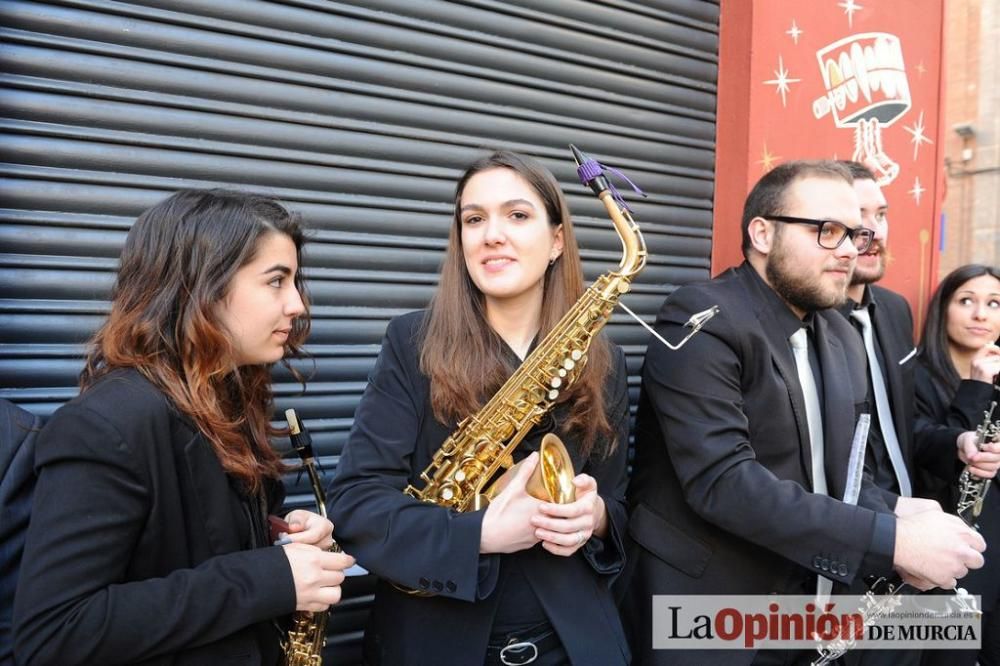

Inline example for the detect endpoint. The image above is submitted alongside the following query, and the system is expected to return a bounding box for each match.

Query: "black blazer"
[328,311,631,666]
[619,263,895,666]
[913,362,1000,607]
[13,369,296,666]
[1,399,41,665]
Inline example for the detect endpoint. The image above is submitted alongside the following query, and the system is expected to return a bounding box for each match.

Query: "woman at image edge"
[13,190,354,665]
[915,264,1000,666]
[329,151,631,665]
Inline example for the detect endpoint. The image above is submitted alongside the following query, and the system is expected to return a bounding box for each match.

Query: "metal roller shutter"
[0,0,719,661]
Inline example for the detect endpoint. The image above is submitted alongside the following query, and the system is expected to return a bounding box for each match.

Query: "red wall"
[713,0,946,327]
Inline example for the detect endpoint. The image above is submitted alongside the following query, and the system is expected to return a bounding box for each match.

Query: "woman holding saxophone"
[329,150,631,665]
[13,190,355,665]
[914,264,1000,666]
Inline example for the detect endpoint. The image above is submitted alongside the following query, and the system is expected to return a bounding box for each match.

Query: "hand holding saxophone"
[532,474,608,556]
[282,542,355,612]
[479,451,610,557]
[479,452,545,554]
[280,508,337,551]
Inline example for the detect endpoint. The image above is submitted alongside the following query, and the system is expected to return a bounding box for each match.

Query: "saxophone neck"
[285,408,341,552]
[571,145,646,280]
[596,190,647,279]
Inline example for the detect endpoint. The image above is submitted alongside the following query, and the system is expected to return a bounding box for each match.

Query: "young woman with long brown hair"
[13,189,354,665]
[329,151,631,665]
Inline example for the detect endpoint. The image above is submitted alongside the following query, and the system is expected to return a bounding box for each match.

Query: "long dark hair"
[919,263,1000,395]
[81,189,311,493]
[419,151,614,457]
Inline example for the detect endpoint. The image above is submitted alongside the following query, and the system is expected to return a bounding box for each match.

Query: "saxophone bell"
[484,433,577,505]
[533,434,577,504]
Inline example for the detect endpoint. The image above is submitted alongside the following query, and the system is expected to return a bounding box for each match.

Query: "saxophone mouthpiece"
[569,144,610,197]
[285,408,301,435]
[285,408,315,462]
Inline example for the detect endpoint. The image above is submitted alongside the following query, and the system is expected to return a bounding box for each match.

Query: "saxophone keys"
[558,368,567,378]
[548,389,559,400]
[563,358,575,371]
[571,349,583,361]
[496,421,515,440]
[550,376,562,388]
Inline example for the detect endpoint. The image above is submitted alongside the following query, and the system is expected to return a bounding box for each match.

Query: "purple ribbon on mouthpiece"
[575,159,647,212]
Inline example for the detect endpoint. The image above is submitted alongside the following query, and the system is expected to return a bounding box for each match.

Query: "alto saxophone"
[956,396,1000,527]
[281,408,340,666]
[404,145,647,513]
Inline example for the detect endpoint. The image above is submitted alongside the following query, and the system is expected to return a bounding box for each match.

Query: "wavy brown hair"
[419,151,615,457]
[81,189,310,493]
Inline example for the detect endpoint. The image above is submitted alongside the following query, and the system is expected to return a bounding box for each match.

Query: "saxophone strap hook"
[619,301,720,351]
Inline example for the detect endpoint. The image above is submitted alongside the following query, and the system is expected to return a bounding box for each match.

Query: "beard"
[850,241,890,286]
[766,235,851,312]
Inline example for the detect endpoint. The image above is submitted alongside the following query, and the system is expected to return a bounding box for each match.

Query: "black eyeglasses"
[764,216,875,253]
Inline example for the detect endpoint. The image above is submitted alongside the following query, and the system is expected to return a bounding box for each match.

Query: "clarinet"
[281,408,340,666]
[956,390,1000,528]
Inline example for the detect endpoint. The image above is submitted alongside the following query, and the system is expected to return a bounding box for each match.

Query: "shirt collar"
[840,284,875,318]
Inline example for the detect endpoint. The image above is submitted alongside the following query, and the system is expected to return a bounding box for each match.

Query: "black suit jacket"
[0,399,41,666]
[13,369,296,666]
[619,263,895,666]
[913,363,1000,607]
[328,311,631,666]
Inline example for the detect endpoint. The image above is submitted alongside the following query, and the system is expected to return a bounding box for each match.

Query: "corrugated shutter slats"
[0,1,719,661]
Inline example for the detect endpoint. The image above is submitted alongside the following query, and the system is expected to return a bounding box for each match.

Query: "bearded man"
[619,160,986,666]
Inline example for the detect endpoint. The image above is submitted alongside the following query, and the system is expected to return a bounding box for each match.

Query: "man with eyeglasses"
[619,160,985,666]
